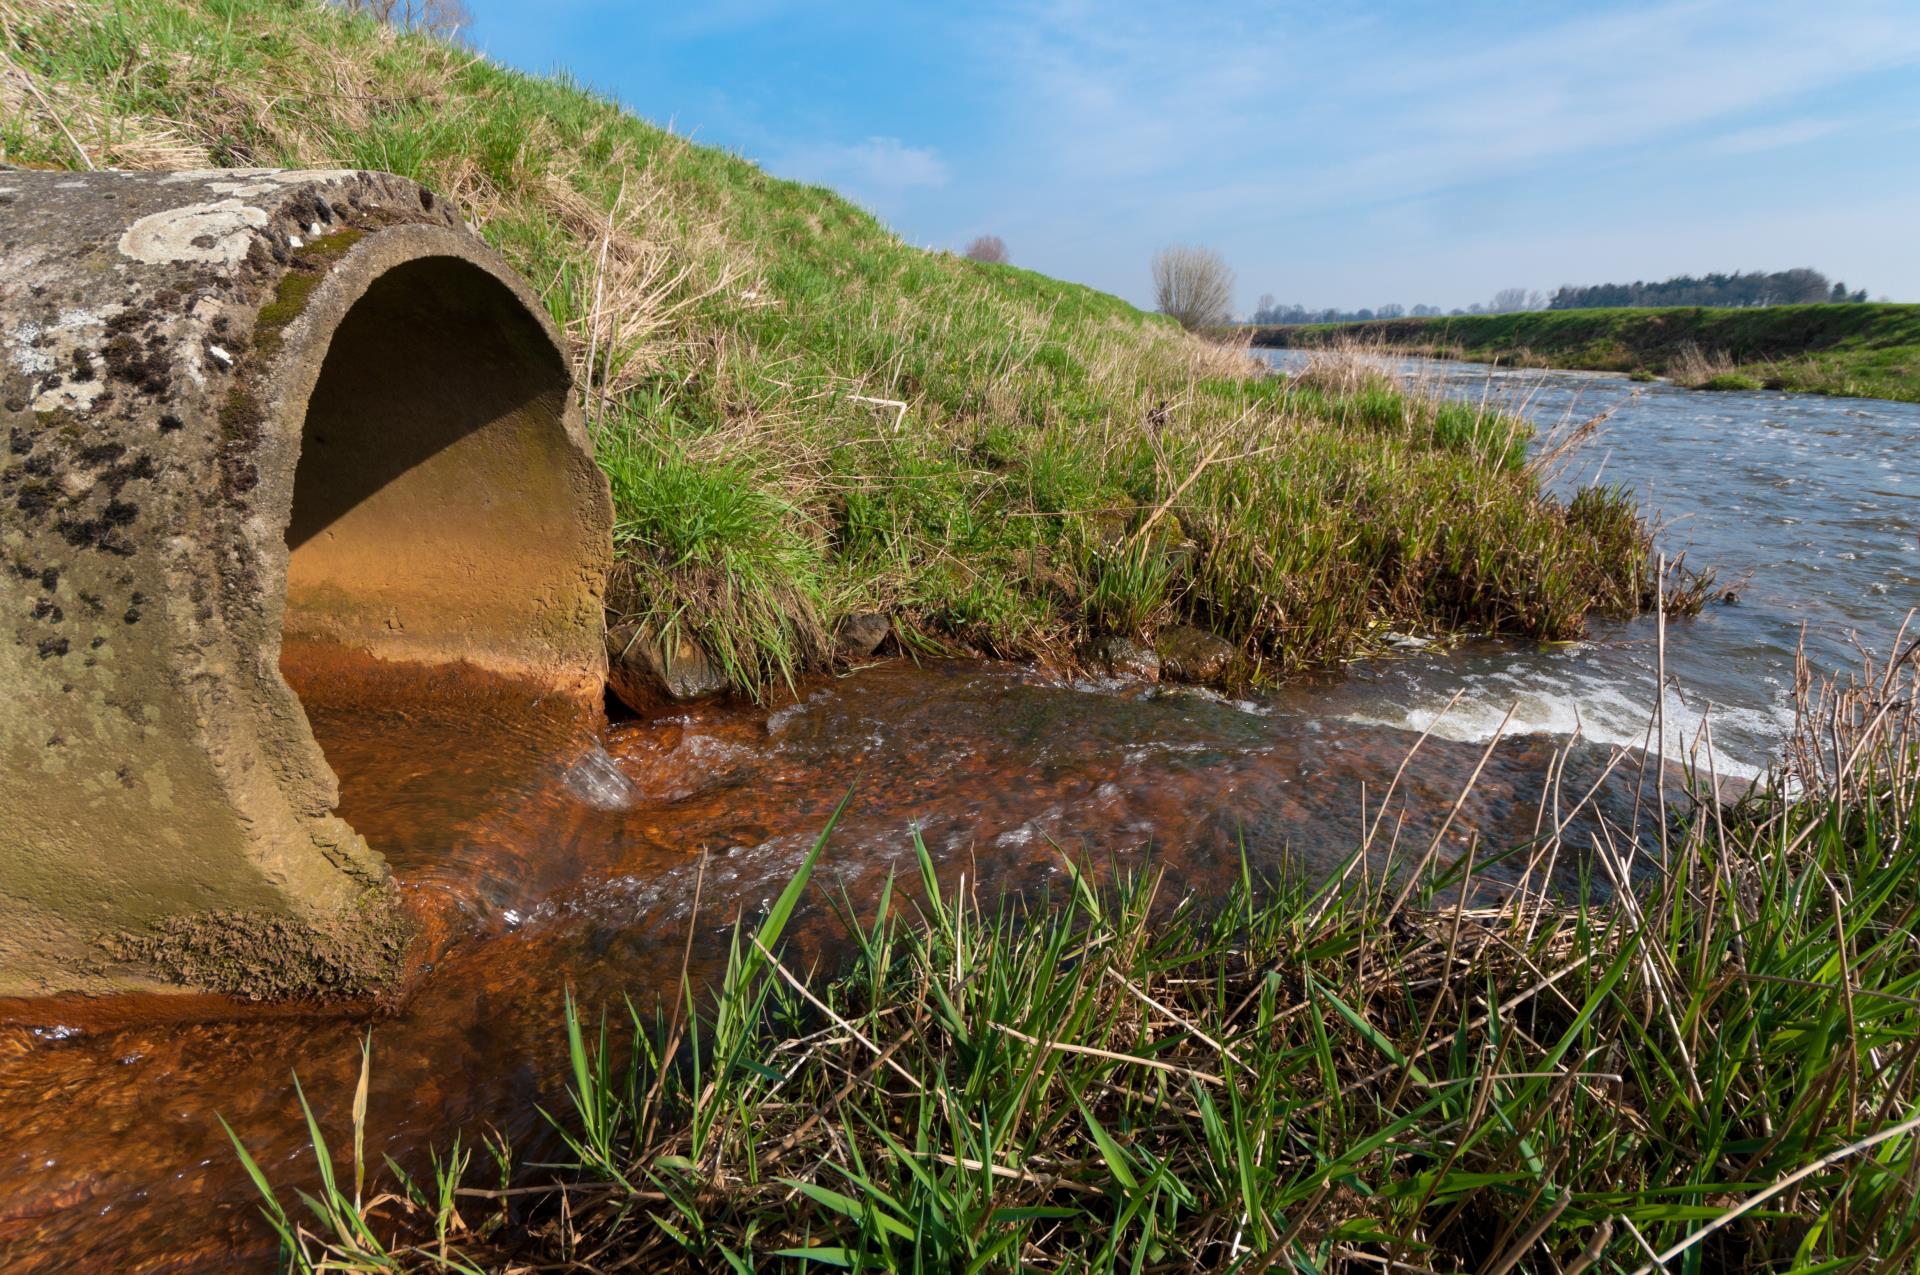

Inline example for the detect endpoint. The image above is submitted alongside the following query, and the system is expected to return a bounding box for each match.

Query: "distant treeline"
[1252,270,1873,326]
[1249,301,1920,404]
[1252,289,1552,325]
[1548,269,1867,309]
[1251,300,1465,325]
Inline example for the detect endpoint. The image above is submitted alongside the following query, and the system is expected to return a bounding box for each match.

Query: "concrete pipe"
[0,169,613,998]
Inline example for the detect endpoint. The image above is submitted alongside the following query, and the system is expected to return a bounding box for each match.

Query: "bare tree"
[1489,286,1532,313]
[336,0,472,39]
[1151,245,1235,331]
[963,234,1009,265]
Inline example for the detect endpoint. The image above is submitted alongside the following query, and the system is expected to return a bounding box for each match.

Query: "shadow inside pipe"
[280,255,586,671]
[284,255,567,551]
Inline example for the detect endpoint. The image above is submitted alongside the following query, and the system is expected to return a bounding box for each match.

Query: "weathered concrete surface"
[0,169,612,996]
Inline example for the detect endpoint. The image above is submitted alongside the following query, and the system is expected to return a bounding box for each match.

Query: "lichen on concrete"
[117,198,271,267]
[250,228,365,358]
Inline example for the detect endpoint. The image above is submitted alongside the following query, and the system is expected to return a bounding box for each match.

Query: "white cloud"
[1706,118,1848,155]
[774,135,950,205]
[992,0,1920,204]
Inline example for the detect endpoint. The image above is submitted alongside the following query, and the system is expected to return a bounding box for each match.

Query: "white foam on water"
[766,702,807,734]
[563,744,639,810]
[1341,667,1792,783]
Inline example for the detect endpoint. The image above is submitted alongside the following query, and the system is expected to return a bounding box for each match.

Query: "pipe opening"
[279,254,584,678]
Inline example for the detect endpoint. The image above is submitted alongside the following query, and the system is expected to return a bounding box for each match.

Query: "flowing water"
[1256,350,1919,778]
[2,360,1914,1270]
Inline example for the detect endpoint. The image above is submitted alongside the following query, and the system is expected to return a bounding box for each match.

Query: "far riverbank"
[1249,301,1920,403]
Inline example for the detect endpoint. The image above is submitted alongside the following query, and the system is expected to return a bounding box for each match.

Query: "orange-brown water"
[0,655,1654,1271]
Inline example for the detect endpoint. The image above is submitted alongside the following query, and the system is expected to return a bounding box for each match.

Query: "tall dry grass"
[1666,341,1738,388]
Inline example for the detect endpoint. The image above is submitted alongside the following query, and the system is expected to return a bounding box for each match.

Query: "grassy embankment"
[1253,306,1920,403]
[238,642,1920,1271]
[5,0,1683,698]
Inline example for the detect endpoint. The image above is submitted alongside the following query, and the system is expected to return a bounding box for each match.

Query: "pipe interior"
[280,254,582,679]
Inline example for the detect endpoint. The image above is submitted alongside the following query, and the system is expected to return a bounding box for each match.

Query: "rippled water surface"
[1,361,1914,1269]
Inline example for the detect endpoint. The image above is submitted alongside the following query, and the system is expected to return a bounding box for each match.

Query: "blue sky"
[467,1,1920,314]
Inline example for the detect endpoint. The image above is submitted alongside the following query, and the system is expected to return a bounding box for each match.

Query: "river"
[1,359,1913,1270]
[1254,350,1919,776]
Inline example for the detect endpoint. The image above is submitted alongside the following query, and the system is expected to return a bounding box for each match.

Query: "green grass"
[1253,305,1920,403]
[231,648,1920,1271]
[4,0,1688,694]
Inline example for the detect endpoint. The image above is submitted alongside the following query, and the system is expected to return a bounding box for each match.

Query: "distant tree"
[1151,245,1235,331]
[1410,303,1442,317]
[964,234,1009,265]
[336,0,471,37]
[1376,303,1405,319]
[1251,299,1298,323]
[1489,287,1532,313]
[1774,268,1830,304]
